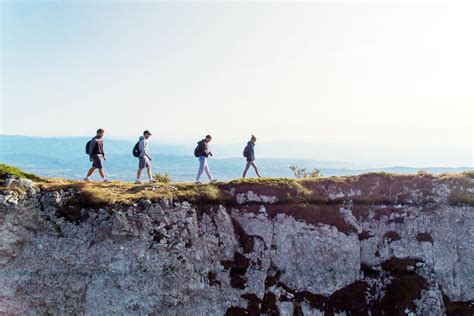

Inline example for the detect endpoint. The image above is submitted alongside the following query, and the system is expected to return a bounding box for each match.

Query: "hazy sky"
[1,1,472,165]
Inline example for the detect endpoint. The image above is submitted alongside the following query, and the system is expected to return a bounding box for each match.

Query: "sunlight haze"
[1,1,472,166]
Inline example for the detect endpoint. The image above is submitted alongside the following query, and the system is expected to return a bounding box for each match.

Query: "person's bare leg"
[86,167,96,177]
[251,162,261,178]
[98,168,106,179]
[146,166,152,180]
[137,168,143,180]
[242,161,251,178]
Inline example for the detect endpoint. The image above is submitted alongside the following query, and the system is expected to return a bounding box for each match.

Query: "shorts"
[139,156,151,169]
[92,154,103,169]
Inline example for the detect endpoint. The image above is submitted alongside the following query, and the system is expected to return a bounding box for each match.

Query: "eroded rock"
[0,176,473,315]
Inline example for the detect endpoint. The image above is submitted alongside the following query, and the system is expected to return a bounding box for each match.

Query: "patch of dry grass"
[39,178,232,207]
[2,164,472,208]
[223,177,313,203]
[35,171,474,208]
[448,190,474,207]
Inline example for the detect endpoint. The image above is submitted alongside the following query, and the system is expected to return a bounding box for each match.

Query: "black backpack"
[85,140,92,155]
[132,142,140,157]
[243,145,249,158]
[194,141,204,157]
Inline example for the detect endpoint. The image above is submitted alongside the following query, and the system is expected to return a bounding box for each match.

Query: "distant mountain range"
[0,135,471,182]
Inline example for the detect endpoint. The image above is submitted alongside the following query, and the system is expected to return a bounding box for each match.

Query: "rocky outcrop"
[0,174,473,315]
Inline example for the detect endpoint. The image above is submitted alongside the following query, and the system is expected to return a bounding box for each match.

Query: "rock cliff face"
[1,173,473,315]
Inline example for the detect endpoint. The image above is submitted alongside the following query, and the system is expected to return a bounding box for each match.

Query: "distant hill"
[0,135,471,181]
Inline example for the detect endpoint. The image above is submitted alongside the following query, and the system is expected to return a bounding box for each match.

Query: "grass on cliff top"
[39,178,233,207]
[461,170,474,178]
[38,176,317,207]
[2,164,473,207]
[229,177,305,186]
[0,163,43,185]
[227,177,313,198]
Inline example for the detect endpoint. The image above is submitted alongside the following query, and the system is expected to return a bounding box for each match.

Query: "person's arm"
[205,142,212,157]
[145,141,152,160]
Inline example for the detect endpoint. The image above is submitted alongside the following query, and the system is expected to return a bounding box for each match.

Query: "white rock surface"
[0,177,473,315]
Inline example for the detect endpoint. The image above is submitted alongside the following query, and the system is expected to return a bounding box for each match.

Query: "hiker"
[194,134,215,184]
[134,130,156,184]
[242,135,261,178]
[84,128,110,182]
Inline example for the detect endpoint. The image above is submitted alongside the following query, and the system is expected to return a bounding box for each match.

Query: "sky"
[1,1,473,166]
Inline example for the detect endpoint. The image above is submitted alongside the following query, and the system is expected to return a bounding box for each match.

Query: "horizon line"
[0,133,469,148]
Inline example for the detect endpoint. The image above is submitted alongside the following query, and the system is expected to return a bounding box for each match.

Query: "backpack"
[243,145,249,158]
[194,141,204,157]
[85,140,92,155]
[132,142,140,157]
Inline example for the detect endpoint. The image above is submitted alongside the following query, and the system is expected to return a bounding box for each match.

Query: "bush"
[154,172,171,183]
[289,165,322,179]
[416,170,430,176]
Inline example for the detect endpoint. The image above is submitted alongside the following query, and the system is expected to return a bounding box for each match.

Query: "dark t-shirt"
[91,137,104,155]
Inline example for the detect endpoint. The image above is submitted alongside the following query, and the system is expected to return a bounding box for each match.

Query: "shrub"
[154,172,171,183]
[289,165,322,179]
[462,170,474,178]
[416,170,430,176]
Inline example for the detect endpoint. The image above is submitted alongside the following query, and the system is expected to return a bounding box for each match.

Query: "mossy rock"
[0,163,42,185]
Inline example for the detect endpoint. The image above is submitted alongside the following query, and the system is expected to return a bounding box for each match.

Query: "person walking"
[84,128,110,182]
[194,134,215,184]
[134,130,156,184]
[242,135,261,178]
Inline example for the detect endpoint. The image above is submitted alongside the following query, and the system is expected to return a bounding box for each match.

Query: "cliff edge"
[1,165,473,315]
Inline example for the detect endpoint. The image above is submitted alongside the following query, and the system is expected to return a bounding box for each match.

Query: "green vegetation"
[0,163,42,185]
[38,179,233,208]
[1,164,472,210]
[362,171,395,179]
[225,177,313,203]
[154,172,171,183]
[448,190,474,207]
[446,172,474,207]
[462,170,474,178]
[173,182,232,204]
[416,170,430,176]
[289,165,322,178]
[228,177,309,191]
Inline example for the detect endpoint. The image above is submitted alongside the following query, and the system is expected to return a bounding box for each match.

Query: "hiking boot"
[149,179,157,183]
[84,177,91,182]
[135,180,142,184]
[195,181,202,185]
[103,179,111,183]
[210,179,217,183]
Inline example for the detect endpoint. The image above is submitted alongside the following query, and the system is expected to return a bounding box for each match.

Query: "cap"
[143,130,152,136]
